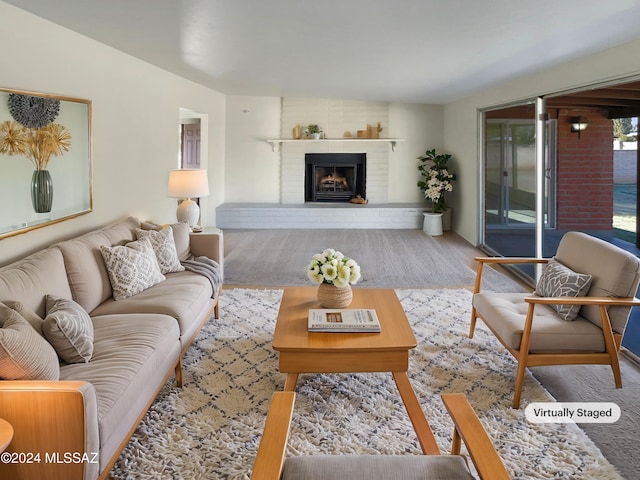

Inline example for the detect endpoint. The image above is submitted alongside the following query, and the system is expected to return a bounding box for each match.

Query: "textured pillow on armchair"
[535,257,592,321]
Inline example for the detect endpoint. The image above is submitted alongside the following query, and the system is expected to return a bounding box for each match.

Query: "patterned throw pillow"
[535,258,593,321]
[43,295,94,363]
[0,301,60,380]
[136,227,185,274]
[100,237,166,301]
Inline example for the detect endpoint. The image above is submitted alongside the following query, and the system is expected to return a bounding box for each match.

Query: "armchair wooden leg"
[469,308,477,338]
[512,361,527,409]
[175,357,183,388]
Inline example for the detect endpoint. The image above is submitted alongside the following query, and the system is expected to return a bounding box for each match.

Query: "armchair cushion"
[473,292,606,352]
[534,258,592,321]
[282,455,475,480]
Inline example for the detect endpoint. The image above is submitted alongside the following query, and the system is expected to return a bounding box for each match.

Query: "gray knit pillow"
[43,295,94,363]
[0,302,60,380]
[535,258,592,321]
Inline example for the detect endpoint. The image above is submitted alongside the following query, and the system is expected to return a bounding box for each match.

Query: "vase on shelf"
[423,212,443,236]
[317,283,353,308]
[310,132,321,140]
[31,169,53,213]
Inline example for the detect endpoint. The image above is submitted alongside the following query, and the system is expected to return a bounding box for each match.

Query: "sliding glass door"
[482,105,557,279]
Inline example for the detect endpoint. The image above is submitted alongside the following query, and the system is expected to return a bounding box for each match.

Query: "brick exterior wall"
[556,109,613,230]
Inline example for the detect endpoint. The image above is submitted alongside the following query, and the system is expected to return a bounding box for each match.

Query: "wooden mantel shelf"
[266,138,405,152]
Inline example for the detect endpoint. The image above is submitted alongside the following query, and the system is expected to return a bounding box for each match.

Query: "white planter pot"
[423,212,443,236]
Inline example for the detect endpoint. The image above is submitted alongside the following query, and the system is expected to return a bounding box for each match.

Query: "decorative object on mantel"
[417,148,456,234]
[308,248,361,308]
[0,119,72,213]
[350,194,368,204]
[265,138,404,152]
[343,131,352,137]
[306,124,322,140]
[292,123,301,139]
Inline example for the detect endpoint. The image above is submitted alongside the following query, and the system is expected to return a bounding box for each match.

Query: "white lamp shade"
[168,169,210,199]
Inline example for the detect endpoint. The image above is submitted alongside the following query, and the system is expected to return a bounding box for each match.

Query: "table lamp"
[168,169,210,227]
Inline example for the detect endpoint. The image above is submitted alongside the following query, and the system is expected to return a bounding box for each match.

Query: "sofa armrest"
[0,380,99,480]
[441,393,510,480]
[190,228,224,276]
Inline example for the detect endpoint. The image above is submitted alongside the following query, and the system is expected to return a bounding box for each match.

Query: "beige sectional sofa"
[0,216,223,480]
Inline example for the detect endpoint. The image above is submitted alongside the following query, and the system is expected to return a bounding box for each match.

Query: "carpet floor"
[109,288,621,479]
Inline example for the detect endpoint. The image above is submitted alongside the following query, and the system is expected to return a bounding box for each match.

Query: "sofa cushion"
[555,231,640,333]
[0,247,73,318]
[473,292,606,352]
[535,258,592,321]
[3,300,44,335]
[136,227,185,274]
[43,295,94,363]
[100,238,166,301]
[0,301,59,380]
[59,313,180,469]
[141,220,191,261]
[90,270,214,347]
[55,216,140,312]
[282,455,475,480]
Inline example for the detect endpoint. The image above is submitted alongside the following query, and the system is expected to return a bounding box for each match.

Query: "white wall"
[444,37,640,245]
[0,2,226,265]
[223,97,444,204]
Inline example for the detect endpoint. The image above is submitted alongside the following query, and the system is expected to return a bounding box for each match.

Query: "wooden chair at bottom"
[251,392,510,480]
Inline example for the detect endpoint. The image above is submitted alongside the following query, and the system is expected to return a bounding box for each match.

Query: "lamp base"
[176,198,200,227]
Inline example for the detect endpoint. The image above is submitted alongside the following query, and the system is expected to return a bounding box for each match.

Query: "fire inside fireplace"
[305,153,366,202]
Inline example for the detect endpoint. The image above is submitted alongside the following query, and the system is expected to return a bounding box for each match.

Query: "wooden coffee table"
[272,286,439,455]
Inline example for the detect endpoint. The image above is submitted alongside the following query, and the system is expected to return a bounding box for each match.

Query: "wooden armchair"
[251,392,509,480]
[470,231,640,408]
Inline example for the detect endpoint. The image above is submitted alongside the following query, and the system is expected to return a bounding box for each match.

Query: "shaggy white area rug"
[109,288,621,479]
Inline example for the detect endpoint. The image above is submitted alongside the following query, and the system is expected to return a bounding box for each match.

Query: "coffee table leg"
[392,372,440,455]
[283,373,299,391]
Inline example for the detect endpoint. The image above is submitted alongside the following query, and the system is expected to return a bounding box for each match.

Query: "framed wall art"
[0,88,92,239]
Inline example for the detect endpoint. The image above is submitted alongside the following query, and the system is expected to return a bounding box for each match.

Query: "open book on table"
[308,309,381,332]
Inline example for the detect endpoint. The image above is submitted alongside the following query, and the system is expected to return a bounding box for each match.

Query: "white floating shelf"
[266,138,405,152]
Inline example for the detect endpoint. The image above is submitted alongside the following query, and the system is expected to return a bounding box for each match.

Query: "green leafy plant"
[307,124,321,134]
[417,148,456,213]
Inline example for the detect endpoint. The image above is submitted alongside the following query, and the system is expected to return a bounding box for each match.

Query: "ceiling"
[6,0,640,104]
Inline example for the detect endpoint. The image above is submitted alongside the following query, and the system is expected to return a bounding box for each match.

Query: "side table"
[0,418,13,453]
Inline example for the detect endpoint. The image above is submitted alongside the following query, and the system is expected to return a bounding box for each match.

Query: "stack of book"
[308,309,381,333]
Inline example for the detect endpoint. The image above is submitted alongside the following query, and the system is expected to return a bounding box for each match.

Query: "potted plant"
[307,124,322,140]
[417,148,456,234]
[307,248,361,307]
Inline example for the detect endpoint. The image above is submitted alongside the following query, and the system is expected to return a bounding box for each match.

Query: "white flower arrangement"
[307,248,361,288]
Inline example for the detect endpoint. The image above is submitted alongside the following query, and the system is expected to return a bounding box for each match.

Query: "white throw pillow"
[43,295,94,363]
[100,237,166,301]
[136,227,185,274]
[0,301,60,380]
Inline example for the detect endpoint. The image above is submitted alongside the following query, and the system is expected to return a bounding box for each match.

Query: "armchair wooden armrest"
[0,380,99,480]
[251,391,295,480]
[525,296,640,307]
[441,393,510,480]
[251,392,510,480]
[473,256,549,294]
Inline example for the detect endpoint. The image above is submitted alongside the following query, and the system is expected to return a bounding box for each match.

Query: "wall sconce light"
[570,116,589,139]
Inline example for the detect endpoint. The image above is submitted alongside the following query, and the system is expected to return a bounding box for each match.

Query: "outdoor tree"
[613,118,637,141]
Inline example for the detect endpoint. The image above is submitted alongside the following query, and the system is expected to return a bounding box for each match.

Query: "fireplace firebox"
[305,153,366,202]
